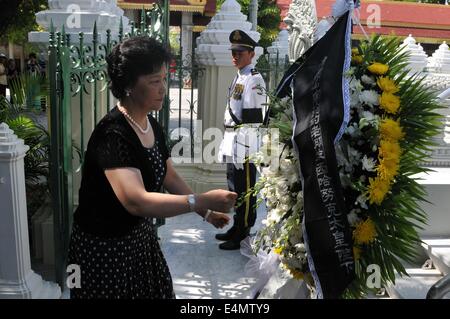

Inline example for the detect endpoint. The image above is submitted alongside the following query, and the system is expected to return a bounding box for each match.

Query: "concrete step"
[421,238,450,275]
[385,268,447,299]
[32,278,61,299]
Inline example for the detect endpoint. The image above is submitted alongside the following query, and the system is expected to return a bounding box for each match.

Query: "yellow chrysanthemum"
[352,48,359,56]
[353,246,362,261]
[273,247,283,255]
[353,218,377,245]
[379,139,401,162]
[377,76,399,94]
[378,158,399,180]
[368,62,389,75]
[379,92,401,114]
[352,55,363,64]
[367,176,391,205]
[379,118,405,142]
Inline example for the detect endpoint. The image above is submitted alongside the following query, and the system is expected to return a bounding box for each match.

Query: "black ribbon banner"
[276,11,355,298]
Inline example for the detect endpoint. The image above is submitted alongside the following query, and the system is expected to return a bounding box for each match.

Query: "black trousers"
[0,84,6,97]
[226,161,257,231]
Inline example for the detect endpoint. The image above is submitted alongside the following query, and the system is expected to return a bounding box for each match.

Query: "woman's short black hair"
[106,36,172,99]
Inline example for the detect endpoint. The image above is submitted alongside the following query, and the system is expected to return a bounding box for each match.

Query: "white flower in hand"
[206,211,230,229]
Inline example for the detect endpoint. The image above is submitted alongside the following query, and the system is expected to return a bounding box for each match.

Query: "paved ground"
[158,203,267,299]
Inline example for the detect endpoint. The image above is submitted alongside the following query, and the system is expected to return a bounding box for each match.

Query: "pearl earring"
[126,90,131,97]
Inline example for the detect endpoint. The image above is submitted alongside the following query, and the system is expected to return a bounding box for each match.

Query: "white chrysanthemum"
[359,90,380,106]
[289,229,302,246]
[361,74,376,86]
[264,210,281,225]
[347,145,362,164]
[261,166,272,176]
[347,210,361,227]
[345,123,362,138]
[279,158,292,171]
[286,173,299,187]
[361,111,377,122]
[349,77,363,92]
[362,155,376,172]
[356,193,369,210]
[350,90,360,107]
[280,161,300,186]
[276,179,289,193]
[279,204,290,214]
[279,194,292,206]
[294,243,306,253]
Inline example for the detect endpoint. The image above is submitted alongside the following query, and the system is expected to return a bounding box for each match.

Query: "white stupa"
[400,35,428,74]
[428,41,450,74]
[29,0,130,44]
[267,30,289,64]
[195,0,263,66]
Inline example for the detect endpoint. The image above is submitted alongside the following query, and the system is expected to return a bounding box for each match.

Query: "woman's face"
[129,65,167,112]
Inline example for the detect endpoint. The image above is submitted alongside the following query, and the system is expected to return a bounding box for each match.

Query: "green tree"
[0,0,48,46]
[217,0,281,48]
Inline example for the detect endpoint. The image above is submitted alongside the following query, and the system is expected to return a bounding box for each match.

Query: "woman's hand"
[197,190,237,213]
[206,211,231,229]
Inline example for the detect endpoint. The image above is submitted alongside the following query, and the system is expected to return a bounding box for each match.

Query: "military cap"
[229,30,258,52]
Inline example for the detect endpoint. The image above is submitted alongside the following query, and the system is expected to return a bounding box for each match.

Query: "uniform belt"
[224,125,237,130]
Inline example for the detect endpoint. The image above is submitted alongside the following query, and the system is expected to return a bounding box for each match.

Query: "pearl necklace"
[118,105,150,135]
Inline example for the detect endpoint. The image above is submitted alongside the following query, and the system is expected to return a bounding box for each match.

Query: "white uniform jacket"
[218,64,267,168]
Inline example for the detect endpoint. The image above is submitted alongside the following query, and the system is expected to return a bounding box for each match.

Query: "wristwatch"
[187,194,196,212]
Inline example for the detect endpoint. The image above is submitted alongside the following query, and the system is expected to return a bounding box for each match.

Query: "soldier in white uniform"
[216,30,266,250]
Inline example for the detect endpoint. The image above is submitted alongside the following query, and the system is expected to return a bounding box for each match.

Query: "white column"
[181,11,194,88]
[267,30,289,89]
[0,123,61,299]
[181,12,194,59]
[8,41,14,59]
[195,0,263,133]
[267,30,289,63]
[173,0,264,192]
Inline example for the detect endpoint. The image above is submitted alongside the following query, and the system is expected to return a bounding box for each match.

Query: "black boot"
[219,228,250,250]
[215,215,237,241]
[215,224,237,241]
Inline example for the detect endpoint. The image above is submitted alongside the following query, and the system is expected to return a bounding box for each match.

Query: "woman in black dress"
[68,37,237,299]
